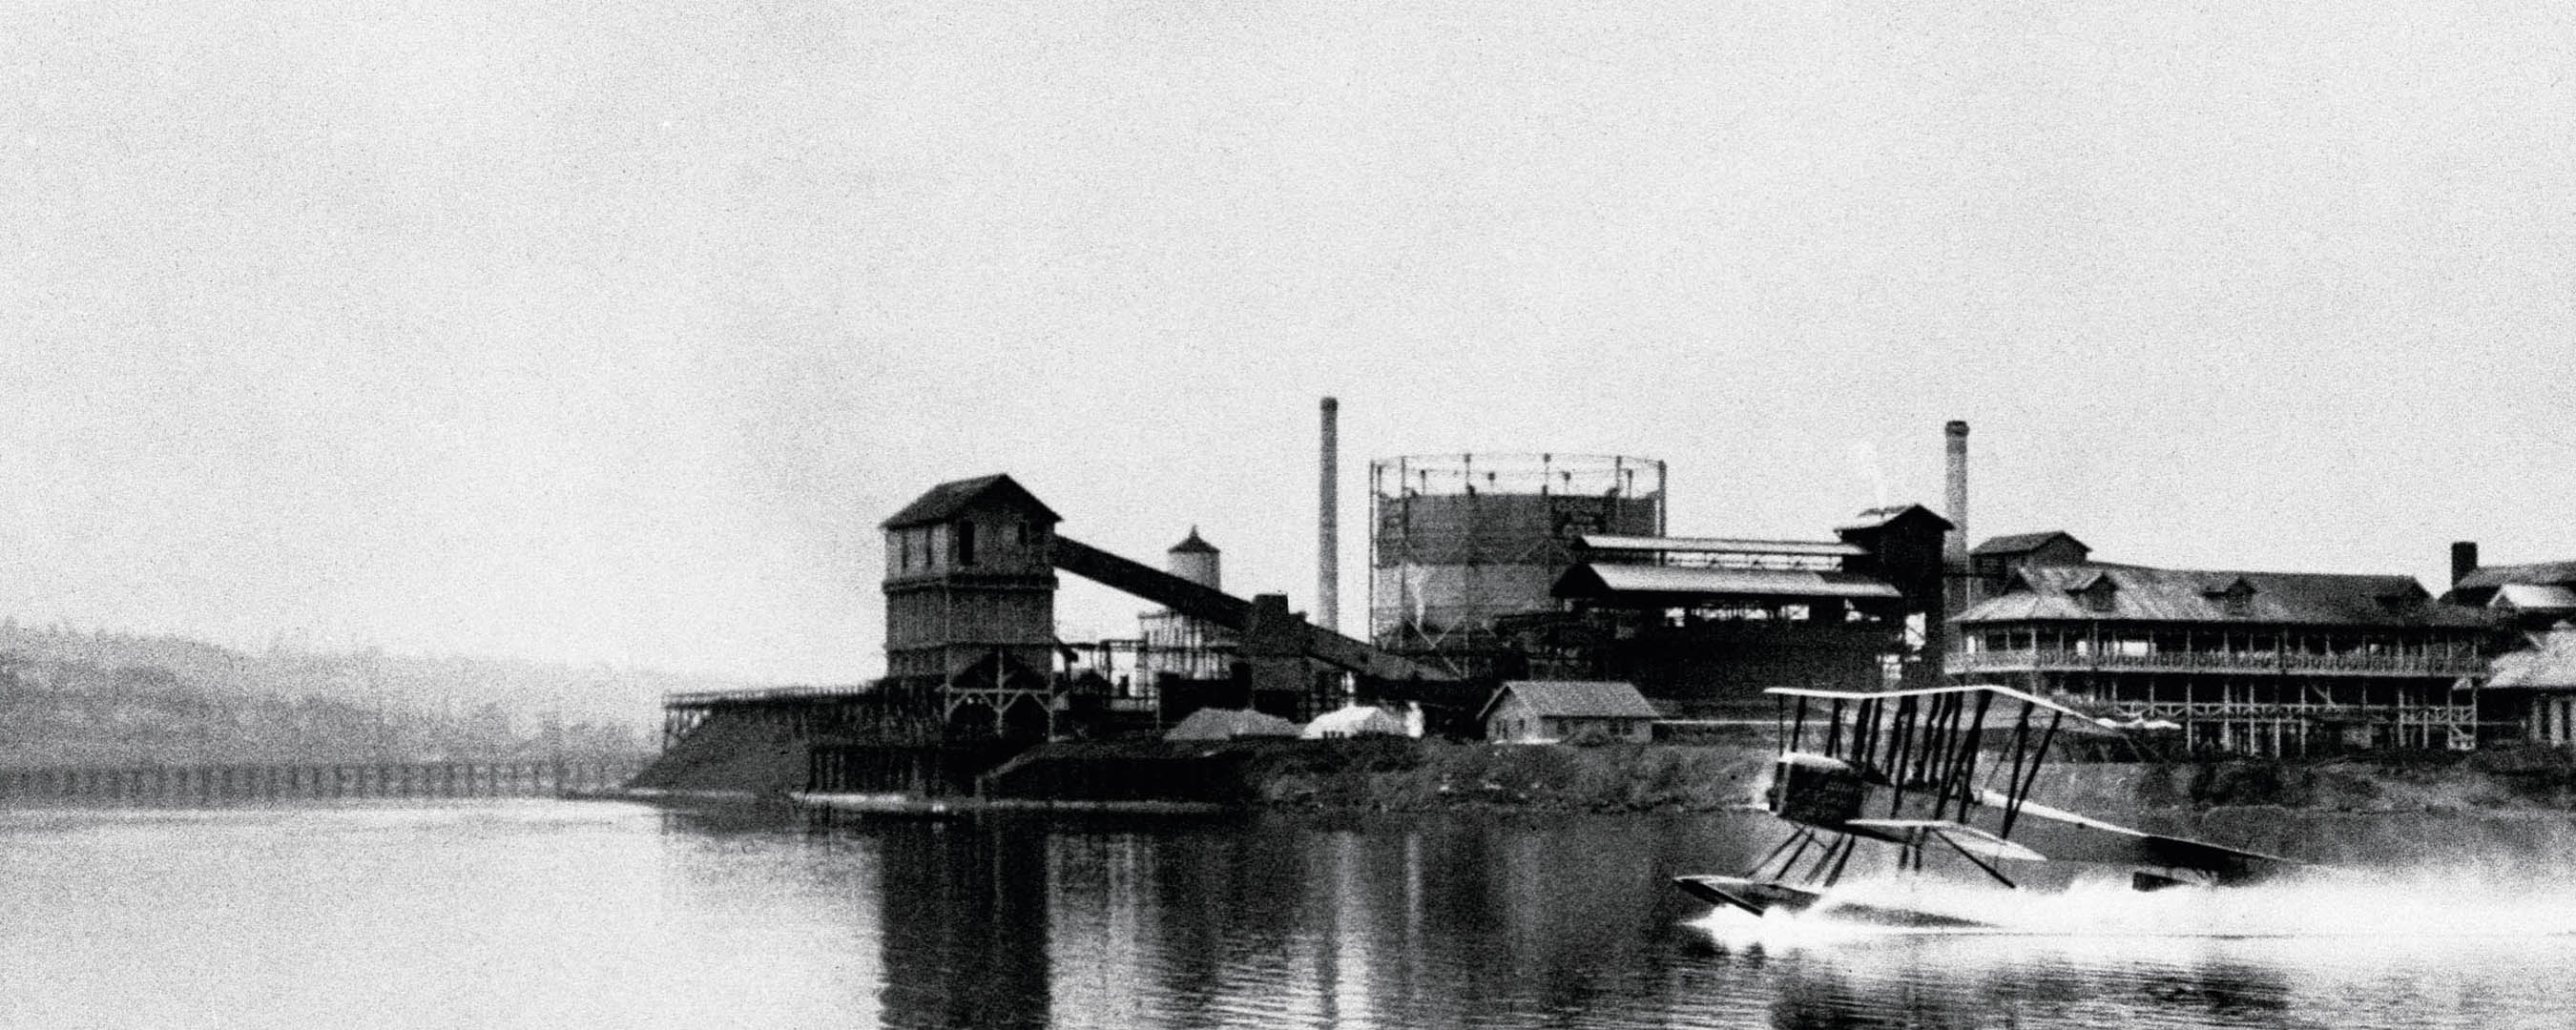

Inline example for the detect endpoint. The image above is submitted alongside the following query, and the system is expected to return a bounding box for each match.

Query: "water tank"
[1369,454,1665,656]
[1167,527,1220,589]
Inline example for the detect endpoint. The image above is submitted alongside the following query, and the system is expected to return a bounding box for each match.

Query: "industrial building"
[1534,505,1953,717]
[1359,450,1961,720]
[2444,544,2576,745]
[644,402,2576,799]
[1367,452,1666,670]
[881,473,1067,741]
[2443,545,2576,630]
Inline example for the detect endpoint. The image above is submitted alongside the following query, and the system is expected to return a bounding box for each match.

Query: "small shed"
[1164,707,1300,742]
[1299,705,1408,739]
[1480,680,1659,744]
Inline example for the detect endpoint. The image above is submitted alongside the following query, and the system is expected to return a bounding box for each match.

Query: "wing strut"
[1993,699,2035,798]
[2000,709,2064,839]
[1818,834,1859,888]
[1931,828,2020,890]
[1750,827,1814,880]
[1824,698,1846,758]
[1883,693,1919,815]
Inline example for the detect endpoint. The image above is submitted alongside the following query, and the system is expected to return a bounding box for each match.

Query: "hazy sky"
[8,3,2572,684]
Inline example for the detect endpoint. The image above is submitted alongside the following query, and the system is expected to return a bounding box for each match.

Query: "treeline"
[0,624,745,767]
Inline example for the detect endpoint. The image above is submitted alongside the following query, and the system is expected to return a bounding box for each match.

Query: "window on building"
[2080,584,2115,613]
[955,520,977,566]
[2209,579,2255,616]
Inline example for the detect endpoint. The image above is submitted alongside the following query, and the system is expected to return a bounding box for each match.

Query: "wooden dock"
[0,760,642,804]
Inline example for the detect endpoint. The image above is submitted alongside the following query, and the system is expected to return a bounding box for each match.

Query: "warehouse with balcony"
[1947,538,2489,755]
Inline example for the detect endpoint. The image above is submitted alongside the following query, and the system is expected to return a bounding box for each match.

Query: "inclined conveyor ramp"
[1049,535,1454,682]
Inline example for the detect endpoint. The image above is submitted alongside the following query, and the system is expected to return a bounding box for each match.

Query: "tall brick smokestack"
[1944,421,1969,570]
[1319,397,1340,635]
[2451,541,2479,587]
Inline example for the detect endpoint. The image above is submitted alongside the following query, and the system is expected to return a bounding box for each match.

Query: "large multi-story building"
[1946,534,2489,755]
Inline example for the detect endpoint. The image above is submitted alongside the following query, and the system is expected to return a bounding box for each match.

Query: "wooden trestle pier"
[0,759,642,803]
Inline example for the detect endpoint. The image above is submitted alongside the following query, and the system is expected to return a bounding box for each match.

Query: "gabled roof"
[1835,504,1954,532]
[883,474,1062,529]
[1480,680,1661,722]
[1970,531,2090,558]
[1553,563,1902,601]
[2202,576,2257,597]
[2493,584,2576,613]
[2457,561,2576,590]
[1956,564,2487,628]
[2487,625,2576,690]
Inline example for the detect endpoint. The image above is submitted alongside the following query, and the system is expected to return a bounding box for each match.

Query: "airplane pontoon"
[1674,684,2294,926]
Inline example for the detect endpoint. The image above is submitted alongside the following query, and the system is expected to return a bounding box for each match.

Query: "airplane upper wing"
[1765,683,2137,738]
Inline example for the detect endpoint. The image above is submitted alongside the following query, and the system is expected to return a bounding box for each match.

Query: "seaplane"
[1674,684,2295,928]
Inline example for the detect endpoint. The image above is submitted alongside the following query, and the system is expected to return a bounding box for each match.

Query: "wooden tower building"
[882,474,1063,740]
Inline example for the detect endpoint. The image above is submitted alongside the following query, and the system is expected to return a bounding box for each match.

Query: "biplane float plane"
[1674,685,2294,927]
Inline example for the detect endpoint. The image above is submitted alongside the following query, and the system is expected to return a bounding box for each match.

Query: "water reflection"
[847,810,2576,1030]
[877,820,1053,1028]
[10,803,2576,1028]
[739,812,1682,1027]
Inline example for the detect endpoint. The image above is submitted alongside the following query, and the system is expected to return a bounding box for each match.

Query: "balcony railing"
[1946,648,2485,678]
[2101,700,2475,723]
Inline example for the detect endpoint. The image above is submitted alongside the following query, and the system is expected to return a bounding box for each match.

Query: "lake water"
[6,801,2576,1028]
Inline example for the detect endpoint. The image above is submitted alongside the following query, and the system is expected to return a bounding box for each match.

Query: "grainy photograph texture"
[7,4,2575,1028]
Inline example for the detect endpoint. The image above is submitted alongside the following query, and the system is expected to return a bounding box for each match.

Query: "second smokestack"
[1944,421,1969,569]
[1319,397,1340,635]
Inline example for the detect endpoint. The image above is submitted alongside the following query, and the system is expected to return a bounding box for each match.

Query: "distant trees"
[0,628,675,766]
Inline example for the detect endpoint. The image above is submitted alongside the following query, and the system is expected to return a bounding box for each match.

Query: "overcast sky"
[7,2,2572,686]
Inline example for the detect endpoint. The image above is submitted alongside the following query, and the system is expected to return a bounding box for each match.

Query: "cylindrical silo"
[1368,453,1666,658]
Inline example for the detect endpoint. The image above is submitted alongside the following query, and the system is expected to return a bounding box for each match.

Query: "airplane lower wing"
[1967,790,2294,880]
[1845,818,2046,862]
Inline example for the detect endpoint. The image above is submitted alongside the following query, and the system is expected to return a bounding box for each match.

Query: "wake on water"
[1687,860,2576,946]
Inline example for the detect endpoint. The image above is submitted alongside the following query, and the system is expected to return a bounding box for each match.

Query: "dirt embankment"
[1230,739,2576,817]
[1232,738,1775,813]
[630,714,2576,824]
[2032,746,2576,815]
[627,707,806,794]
